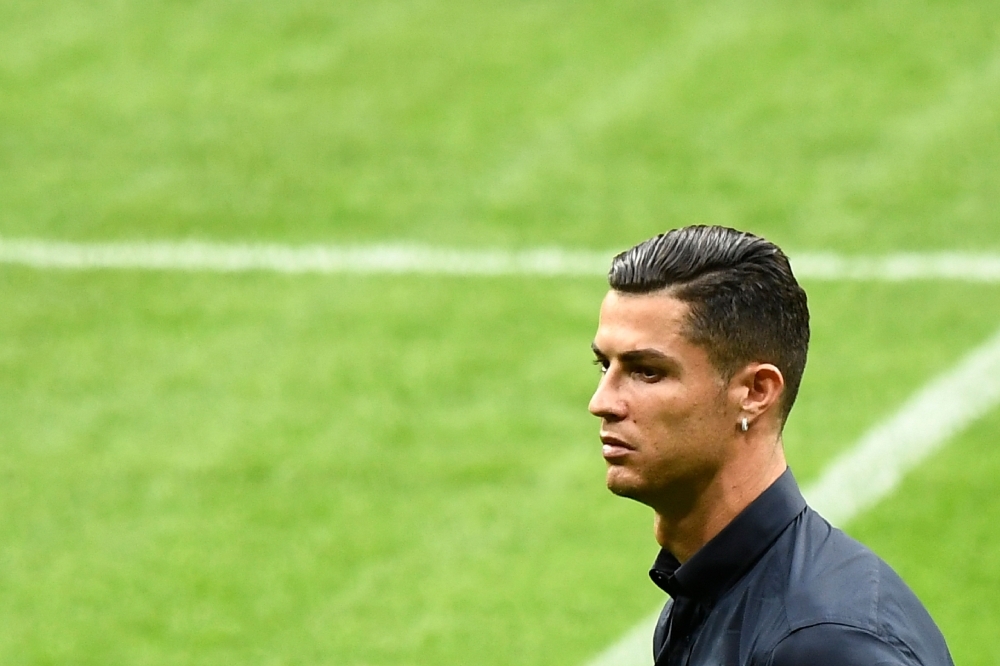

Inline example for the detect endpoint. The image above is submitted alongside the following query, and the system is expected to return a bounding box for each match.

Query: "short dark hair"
[608,225,810,421]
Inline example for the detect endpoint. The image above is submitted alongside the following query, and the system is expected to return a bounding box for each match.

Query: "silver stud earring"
[740,417,749,432]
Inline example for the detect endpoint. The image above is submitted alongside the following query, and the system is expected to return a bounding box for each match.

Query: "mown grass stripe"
[1,238,1000,281]
[584,326,1000,666]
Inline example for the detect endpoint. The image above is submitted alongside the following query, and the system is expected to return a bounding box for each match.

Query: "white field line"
[584,326,1000,666]
[0,238,609,276]
[1,238,1000,281]
[805,326,1000,524]
[792,252,1000,283]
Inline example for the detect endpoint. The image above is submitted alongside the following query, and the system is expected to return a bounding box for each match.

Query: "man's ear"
[730,363,785,424]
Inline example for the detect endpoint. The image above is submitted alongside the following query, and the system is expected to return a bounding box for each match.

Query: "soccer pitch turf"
[2,1,1000,664]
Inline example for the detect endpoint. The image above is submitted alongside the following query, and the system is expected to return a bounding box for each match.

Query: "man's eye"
[634,367,662,381]
[593,359,609,373]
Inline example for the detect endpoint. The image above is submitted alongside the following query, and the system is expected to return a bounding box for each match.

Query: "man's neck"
[653,448,787,564]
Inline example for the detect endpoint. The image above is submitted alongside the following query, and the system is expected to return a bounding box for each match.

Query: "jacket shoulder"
[781,510,884,630]
[772,509,952,664]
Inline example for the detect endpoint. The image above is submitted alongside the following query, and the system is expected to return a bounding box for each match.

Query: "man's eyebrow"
[619,348,672,364]
[590,344,673,364]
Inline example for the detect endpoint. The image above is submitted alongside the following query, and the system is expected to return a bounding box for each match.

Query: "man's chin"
[605,466,647,501]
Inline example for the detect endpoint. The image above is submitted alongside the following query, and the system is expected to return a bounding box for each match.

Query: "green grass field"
[2,1,1000,664]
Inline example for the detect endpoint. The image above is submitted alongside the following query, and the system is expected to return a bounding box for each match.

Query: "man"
[588,226,953,665]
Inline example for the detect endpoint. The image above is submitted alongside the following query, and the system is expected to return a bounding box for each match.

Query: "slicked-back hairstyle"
[609,225,810,422]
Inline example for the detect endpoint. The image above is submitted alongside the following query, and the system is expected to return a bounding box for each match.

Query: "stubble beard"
[605,463,656,505]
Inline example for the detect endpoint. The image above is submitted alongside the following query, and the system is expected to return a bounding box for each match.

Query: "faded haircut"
[608,225,810,421]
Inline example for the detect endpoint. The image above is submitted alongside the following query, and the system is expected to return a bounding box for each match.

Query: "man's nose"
[588,374,626,421]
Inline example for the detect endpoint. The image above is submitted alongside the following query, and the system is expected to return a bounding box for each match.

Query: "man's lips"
[600,434,635,460]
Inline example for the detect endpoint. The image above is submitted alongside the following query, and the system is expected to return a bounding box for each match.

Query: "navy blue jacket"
[649,469,954,665]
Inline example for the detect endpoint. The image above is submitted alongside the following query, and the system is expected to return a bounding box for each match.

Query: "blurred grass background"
[4,0,1000,249]
[1,0,999,664]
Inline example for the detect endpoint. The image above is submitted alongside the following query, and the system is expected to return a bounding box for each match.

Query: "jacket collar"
[649,467,807,601]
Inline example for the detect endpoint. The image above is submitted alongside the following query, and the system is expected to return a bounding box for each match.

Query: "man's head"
[588,226,809,509]
[608,225,809,420]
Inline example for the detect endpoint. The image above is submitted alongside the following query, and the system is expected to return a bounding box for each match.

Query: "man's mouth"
[600,434,634,460]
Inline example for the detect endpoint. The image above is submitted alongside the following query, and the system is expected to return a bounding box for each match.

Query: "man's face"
[588,290,739,505]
